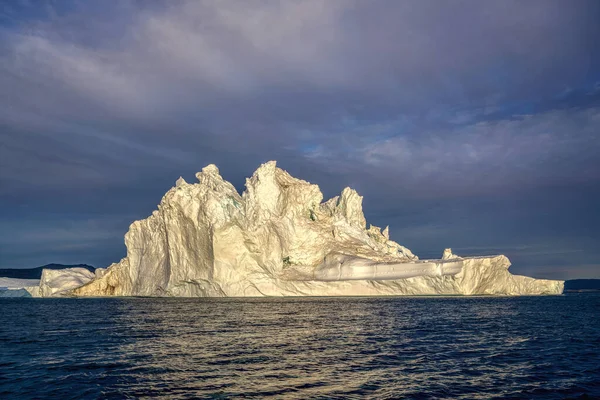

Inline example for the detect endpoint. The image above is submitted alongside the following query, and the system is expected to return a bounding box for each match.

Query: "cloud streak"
[0,0,599,277]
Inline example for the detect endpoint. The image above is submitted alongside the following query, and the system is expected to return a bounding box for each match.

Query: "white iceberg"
[30,161,562,297]
[0,277,41,289]
[38,267,95,297]
[0,278,41,297]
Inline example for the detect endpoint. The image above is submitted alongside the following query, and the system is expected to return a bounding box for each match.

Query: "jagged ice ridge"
[24,161,564,297]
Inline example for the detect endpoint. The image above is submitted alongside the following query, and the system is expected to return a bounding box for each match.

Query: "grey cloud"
[357,107,600,193]
[0,0,599,277]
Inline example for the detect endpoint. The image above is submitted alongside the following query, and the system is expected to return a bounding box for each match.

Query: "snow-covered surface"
[28,161,562,297]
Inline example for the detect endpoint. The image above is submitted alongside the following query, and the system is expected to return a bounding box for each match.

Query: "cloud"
[0,216,127,268]
[0,0,599,277]
[354,107,600,194]
[3,0,599,124]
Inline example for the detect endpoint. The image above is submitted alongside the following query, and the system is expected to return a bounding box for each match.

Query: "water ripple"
[1,295,599,399]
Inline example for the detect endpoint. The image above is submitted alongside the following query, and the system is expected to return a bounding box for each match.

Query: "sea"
[1,294,599,399]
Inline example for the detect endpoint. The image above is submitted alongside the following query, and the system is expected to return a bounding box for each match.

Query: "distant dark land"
[563,279,600,292]
[0,264,95,280]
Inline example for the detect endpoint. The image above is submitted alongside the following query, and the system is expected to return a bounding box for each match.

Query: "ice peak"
[202,164,220,175]
[195,164,223,184]
[194,163,240,198]
[175,176,187,187]
[261,160,277,169]
[250,161,277,180]
[442,248,460,260]
[337,187,366,229]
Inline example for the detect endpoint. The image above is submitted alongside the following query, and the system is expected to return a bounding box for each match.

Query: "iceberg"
[28,161,563,297]
[0,277,41,289]
[38,267,96,297]
[0,278,40,297]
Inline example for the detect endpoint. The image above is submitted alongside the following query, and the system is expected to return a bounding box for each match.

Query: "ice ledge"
[313,253,463,281]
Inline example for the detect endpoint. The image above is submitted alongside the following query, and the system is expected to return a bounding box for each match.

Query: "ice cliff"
[39,268,96,297]
[37,161,562,297]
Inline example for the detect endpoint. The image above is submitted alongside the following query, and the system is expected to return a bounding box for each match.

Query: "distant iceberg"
[0,278,40,297]
[19,161,563,297]
[0,288,33,298]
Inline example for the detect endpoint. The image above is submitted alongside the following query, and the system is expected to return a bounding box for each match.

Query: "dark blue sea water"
[1,295,599,399]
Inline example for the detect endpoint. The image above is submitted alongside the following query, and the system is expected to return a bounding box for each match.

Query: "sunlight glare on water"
[1,295,599,399]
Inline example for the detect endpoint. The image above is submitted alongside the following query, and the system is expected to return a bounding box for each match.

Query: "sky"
[1,0,599,279]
